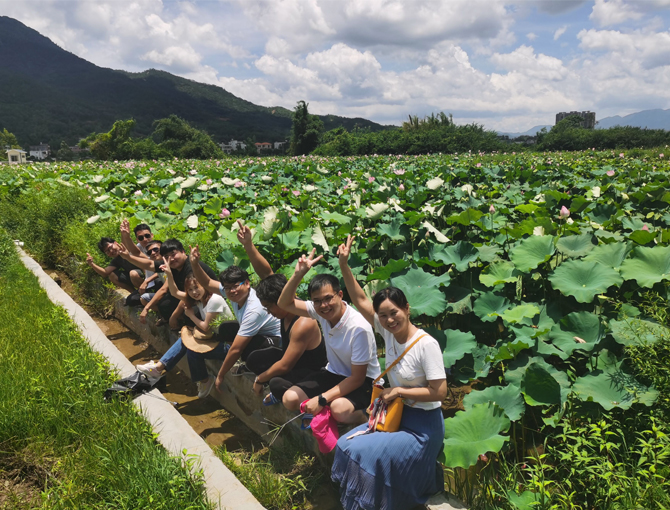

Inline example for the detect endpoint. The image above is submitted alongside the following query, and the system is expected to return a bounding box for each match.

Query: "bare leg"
[283,386,309,411]
[330,398,366,424]
[129,270,143,288]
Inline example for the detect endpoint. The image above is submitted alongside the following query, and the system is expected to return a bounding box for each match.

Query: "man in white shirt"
[189,246,281,392]
[278,249,380,424]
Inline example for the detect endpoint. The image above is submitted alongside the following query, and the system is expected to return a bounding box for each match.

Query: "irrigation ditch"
[21,250,466,510]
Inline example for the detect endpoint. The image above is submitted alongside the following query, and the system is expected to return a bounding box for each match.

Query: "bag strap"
[373,333,428,385]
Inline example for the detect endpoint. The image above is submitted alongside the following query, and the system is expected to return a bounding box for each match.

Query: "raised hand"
[120,218,130,234]
[117,243,129,257]
[295,248,323,276]
[160,256,173,277]
[337,235,355,265]
[236,219,253,247]
[189,245,201,264]
[86,252,94,266]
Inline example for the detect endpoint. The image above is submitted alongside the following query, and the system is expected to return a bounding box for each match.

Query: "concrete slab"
[17,247,265,510]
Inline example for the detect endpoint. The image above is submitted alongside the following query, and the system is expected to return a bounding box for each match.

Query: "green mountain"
[0,16,387,148]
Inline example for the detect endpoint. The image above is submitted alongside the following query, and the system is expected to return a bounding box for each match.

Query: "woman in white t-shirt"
[332,235,448,510]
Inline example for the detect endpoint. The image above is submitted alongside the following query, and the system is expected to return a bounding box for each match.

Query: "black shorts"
[293,369,374,411]
[113,268,143,285]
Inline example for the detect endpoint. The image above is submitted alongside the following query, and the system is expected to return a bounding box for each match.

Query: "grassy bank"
[0,228,211,510]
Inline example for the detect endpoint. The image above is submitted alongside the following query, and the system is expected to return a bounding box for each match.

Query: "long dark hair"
[183,274,211,308]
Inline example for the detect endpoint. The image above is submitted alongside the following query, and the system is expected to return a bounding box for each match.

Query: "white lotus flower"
[533,226,545,236]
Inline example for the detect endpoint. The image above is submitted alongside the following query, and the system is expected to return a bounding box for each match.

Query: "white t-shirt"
[306,301,381,380]
[374,315,446,411]
[219,285,281,338]
[136,242,157,282]
[195,293,228,319]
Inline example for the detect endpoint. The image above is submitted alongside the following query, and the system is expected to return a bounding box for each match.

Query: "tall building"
[556,111,596,129]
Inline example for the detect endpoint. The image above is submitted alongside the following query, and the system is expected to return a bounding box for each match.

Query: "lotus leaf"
[622,217,647,231]
[492,334,533,362]
[279,231,301,250]
[186,215,198,229]
[363,280,390,302]
[620,246,670,287]
[422,221,449,243]
[365,259,410,283]
[441,329,477,368]
[432,241,479,272]
[321,211,352,224]
[311,225,329,252]
[203,197,223,215]
[556,233,596,258]
[426,176,444,190]
[628,229,657,245]
[181,176,199,188]
[365,203,389,220]
[507,491,540,510]
[86,215,100,224]
[377,219,407,241]
[442,403,510,469]
[476,245,501,263]
[447,208,484,226]
[520,363,562,406]
[262,207,280,240]
[444,285,473,315]
[473,292,510,322]
[169,199,186,214]
[501,304,540,324]
[548,259,623,303]
[548,311,604,359]
[609,318,670,346]
[153,212,174,229]
[390,268,448,317]
[583,241,632,268]
[463,385,525,421]
[510,236,556,272]
[451,345,493,384]
[479,261,518,287]
[95,195,109,203]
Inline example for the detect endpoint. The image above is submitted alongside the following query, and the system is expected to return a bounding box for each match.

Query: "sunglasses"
[222,281,245,293]
[147,247,161,255]
[137,234,152,241]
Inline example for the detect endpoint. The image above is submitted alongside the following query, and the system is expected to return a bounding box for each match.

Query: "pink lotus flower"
[368,176,375,183]
[619,153,625,158]
[292,190,300,196]
[394,169,405,175]
[219,208,230,219]
[642,224,649,231]
[206,179,212,185]
[559,206,570,219]
[134,190,142,196]
[476,163,482,168]
[606,170,615,177]
[234,181,244,187]
[660,154,665,158]
[489,205,495,213]
[190,169,197,175]
[399,184,405,191]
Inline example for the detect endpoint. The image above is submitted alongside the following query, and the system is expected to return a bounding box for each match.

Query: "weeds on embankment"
[0,228,211,510]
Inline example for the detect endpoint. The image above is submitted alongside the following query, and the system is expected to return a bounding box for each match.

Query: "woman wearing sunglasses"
[333,235,447,510]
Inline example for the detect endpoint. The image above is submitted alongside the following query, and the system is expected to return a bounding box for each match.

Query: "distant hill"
[596,109,670,130]
[0,16,388,148]
[497,125,551,138]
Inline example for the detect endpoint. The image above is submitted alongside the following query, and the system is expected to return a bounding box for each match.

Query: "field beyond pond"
[1,149,670,509]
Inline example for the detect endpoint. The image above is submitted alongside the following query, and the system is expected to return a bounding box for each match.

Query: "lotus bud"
[489,205,495,213]
[220,208,230,219]
[642,224,649,231]
[399,184,405,191]
[559,206,570,219]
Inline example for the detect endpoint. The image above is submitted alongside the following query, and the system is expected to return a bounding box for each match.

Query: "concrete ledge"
[17,247,265,510]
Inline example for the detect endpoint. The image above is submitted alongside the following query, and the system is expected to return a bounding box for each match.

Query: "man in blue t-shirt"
[189,246,281,392]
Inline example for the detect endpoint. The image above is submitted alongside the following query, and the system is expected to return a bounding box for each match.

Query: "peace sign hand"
[160,256,173,277]
[295,248,323,276]
[337,235,355,266]
[189,245,201,264]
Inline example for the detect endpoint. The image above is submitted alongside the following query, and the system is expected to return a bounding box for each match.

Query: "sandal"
[263,393,280,406]
[301,414,313,430]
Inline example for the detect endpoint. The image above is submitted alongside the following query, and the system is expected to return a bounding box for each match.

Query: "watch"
[318,394,328,407]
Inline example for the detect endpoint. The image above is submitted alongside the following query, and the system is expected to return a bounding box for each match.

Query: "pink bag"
[301,400,339,453]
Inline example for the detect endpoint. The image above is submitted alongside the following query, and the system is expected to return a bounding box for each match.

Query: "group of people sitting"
[87,220,448,510]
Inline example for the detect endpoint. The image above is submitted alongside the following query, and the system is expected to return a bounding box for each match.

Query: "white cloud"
[527,32,538,40]
[554,26,568,40]
[590,0,643,27]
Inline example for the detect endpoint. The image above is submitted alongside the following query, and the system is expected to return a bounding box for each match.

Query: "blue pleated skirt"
[331,405,445,510]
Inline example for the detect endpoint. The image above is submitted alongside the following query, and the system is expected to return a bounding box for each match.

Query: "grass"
[0,228,211,510]
[216,443,326,510]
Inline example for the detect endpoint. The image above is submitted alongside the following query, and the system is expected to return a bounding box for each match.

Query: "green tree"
[0,128,20,149]
[153,115,223,159]
[56,141,74,161]
[290,101,323,155]
[84,119,136,160]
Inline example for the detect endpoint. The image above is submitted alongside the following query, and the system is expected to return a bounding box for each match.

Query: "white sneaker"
[197,377,216,399]
[136,361,163,384]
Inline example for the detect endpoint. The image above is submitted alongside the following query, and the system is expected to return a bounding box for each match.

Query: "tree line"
[3,108,670,162]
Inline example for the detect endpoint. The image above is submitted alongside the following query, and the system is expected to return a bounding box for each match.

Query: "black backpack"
[104,371,166,400]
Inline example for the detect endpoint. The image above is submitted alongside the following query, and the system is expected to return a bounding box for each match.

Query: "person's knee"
[129,270,143,286]
[282,388,301,410]
[108,272,120,285]
[330,398,356,422]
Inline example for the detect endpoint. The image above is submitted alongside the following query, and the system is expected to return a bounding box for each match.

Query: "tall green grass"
[0,229,211,509]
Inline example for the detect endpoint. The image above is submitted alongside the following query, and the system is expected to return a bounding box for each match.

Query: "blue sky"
[2,0,670,132]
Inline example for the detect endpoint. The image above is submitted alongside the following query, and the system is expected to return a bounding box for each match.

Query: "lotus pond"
[1,149,669,509]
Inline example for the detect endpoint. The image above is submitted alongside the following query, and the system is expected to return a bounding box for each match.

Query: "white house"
[229,139,246,151]
[29,143,50,160]
[6,149,27,164]
[219,142,233,154]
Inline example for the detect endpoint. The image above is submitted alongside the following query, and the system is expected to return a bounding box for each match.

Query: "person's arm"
[277,249,323,317]
[380,379,447,403]
[184,306,220,334]
[189,245,221,295]
[120,219,142,257]
[169,300,185,330]
[86,253,116,278]
[139,284,168,324]
[237,220,273,279]
[304,364,368,415]
[161,257,186,300]
[252,317,316,393]
[116,243,154,271]
[139,272,159,294]
[215,333,253,390]
[337,235,375,326]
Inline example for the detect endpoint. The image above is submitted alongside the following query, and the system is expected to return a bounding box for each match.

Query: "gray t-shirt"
[219,285,281,338]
